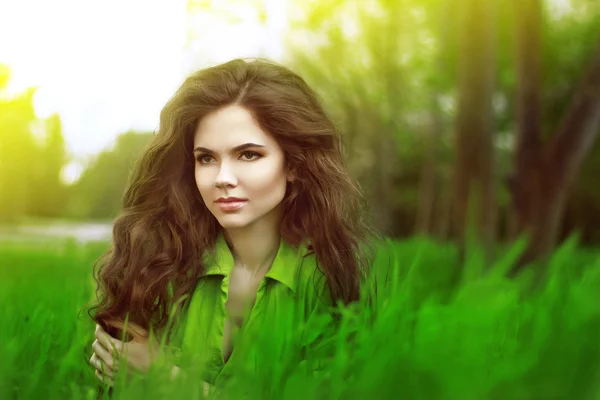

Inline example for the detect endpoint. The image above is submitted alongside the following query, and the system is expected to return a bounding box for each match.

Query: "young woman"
[87,58,378,393]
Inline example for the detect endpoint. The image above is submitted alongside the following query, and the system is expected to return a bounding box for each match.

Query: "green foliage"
[0,66,69,222]
[285,0,600,240]
[65,131,154,219]
[0,235,598,399]
[25,114,69,217]
[0,86,36,219]
[0,64,153,223]
[0,65,9,90]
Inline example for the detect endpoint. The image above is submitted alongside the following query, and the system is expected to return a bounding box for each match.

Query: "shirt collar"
[202,231,308,293]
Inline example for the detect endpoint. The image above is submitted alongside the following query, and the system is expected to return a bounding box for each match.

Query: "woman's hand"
[89,321,162,385]
[89,326,115,385]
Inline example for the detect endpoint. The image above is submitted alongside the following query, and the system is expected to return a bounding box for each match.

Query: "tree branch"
[545,39,600,188]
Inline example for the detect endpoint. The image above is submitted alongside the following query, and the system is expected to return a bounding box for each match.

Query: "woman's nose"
[214,163,237,187]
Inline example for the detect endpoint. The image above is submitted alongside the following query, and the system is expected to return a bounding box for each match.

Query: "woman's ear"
[287,167,297,183]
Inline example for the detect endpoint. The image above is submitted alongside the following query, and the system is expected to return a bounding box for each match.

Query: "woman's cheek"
[195,173,212,199]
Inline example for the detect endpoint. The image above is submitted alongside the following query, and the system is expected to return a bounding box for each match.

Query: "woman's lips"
[216,200,247,212]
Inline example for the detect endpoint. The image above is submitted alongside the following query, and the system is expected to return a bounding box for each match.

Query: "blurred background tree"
[283,0,600,274]
[65,131,154,220]
[507,0,600,274]
[0,66,69,221]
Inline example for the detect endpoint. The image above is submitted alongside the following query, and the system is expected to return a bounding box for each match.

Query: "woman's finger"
[89,353,113,378]
[95,324,123,355]
[95,368,114,387]
[92,339,118,372]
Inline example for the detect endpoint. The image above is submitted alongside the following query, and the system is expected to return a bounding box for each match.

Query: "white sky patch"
[183,0,287,71]
[547,0,573,18]
[0,0,187,159]
[60,160,85,185]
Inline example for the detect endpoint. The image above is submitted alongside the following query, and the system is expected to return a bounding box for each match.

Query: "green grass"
[0,234,598,400]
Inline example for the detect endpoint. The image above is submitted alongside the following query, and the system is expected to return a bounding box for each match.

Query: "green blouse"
[177,232,336,388]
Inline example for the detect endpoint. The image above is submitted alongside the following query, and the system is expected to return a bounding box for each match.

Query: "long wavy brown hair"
[86,58,379,341]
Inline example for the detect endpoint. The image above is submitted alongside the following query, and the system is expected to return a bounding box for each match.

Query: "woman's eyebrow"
[193,143,266,154]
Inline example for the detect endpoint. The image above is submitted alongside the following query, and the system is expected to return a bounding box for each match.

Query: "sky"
[0,0,287,182]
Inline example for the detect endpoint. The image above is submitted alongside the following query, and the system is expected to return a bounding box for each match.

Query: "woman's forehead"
[196,105,257,131]
[193,106,278,150]
[193,127,274,152]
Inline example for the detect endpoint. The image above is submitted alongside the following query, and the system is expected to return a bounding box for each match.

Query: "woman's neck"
[223,212,282,277]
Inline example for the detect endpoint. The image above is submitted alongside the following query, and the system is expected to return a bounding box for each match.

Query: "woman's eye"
[196,155,214,164]
[240,151,261,161]
[195,151,261,164]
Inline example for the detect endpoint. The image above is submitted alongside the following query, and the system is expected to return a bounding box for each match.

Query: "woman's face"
[193,105,291,231]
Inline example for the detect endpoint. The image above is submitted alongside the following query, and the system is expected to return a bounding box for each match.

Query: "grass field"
[0,233,598,400]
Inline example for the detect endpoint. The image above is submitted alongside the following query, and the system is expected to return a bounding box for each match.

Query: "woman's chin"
[215,216,249,229]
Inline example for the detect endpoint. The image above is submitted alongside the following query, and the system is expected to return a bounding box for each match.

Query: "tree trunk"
[374,124,399,235]
[435,171,453,240]
[510,0,543,236]
[453,0,497,261]
[416,102,441,236]
[508,0,600,276]
[431,0,452,241]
